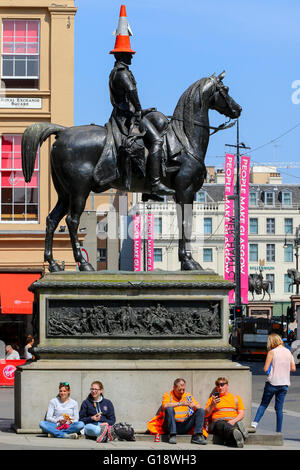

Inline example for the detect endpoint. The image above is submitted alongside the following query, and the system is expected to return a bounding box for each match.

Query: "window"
[249,218,258,234]
[265,191,275,206]
[282,191,292,206]
[154,217,162,235]
[284,273,293,293]
[266,218,275,234]
[266,244,275,262]
[284,244,293,262]
[249,192,258,207]
[154,248,162,262]
[97,248,107,262]
[204,217,212,234]
[1,19,40,88]
[0,135,39,221]
[203,248,213,262]
[266,274,275,293]
[249,244,258,262]
[196,191,206,203]
[284,218,293,234]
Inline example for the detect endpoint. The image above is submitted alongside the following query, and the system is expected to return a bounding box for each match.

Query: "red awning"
[0,273,40,314]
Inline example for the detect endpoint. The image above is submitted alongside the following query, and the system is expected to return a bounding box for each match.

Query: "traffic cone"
[110,5,136,54]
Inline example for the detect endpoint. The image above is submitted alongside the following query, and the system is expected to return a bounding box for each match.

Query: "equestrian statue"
[287,268,300,292]
[21,5,242,273]
[248,268,272,301]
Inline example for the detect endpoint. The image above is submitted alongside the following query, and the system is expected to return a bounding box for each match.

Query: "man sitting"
[205,376,248,448]
[5,344,20,360]
[148,377,207,445]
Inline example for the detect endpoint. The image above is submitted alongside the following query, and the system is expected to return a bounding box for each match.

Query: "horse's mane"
[172,77,209,150]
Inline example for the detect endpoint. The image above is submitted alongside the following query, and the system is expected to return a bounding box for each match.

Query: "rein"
[169,116,236,136]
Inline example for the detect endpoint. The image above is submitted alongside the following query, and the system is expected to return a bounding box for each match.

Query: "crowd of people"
[37,333,296,447]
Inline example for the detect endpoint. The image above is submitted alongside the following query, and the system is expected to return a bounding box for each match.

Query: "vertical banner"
[146,213,154,271]
[224,154,235,304]
[240,156,250,304]
[133,214,141,271]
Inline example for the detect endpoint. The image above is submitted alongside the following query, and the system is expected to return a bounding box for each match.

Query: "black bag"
[111,422,136,441]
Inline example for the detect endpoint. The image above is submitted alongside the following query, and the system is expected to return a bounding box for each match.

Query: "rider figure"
[109,7,174,197]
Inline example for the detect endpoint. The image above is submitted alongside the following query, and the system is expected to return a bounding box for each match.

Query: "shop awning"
[0,273,41,314]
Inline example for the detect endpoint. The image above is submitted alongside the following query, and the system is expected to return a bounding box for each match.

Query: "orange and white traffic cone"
[110,5,136,54]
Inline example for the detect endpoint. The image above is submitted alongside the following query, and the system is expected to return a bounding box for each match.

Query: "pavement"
[0,386,299,458]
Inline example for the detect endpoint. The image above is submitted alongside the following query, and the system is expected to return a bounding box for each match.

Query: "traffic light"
[287,306,295,323]
[234,305,243,318]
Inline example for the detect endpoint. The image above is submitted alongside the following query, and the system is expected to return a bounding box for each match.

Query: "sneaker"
[65,433,79,439]
[168,434,177,444]
[232,429,244,448]
[191,434,207,445]
[249,421,257,433]
[236,421,248,440]
[47,433,52,438]
[97,423,109,443]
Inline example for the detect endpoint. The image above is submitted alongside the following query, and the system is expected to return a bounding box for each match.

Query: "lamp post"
[284,225,300,294]
[225,119,251,318]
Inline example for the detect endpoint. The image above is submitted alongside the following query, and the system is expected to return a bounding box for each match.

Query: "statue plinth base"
[14,271,251,432]
[246,301,274,318]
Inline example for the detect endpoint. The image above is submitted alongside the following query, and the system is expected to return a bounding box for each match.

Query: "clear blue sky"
[73,0,300,183]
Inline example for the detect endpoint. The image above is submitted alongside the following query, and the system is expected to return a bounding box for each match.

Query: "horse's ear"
[217,71,226,81]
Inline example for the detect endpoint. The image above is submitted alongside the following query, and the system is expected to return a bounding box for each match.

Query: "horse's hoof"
[79,262,95,272]
[48,262,62,273]
[181,259,203,271]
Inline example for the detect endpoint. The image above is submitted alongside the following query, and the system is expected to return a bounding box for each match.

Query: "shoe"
[152,182,175,196]
[236,421,248,440]
[97,423,109,443]
[191,434,207,445]
[168,434,177,444]
[232,429,244,448]
[47,433,52,438]
[65,433,79,439]
[141,193,165,202]
[249,421,257,433]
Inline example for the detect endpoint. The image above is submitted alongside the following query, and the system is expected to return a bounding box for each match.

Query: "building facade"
[0,0,77,350]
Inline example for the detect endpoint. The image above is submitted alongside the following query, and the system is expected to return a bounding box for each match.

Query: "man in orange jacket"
[157,378,207,445]
[205,376,248,448]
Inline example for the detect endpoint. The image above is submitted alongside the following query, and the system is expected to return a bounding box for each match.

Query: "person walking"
[251,333,296,433]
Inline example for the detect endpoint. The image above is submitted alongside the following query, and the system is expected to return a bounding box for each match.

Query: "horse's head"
[287,268,295,279]
[202,71,242,119]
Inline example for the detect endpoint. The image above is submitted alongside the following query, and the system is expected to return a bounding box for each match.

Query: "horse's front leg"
[66,195,95,271]
[175,194,202,271]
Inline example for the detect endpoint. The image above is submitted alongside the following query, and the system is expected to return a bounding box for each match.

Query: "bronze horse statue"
[287,268,300,292]
[22,71,241,272]
[248,270,272,301]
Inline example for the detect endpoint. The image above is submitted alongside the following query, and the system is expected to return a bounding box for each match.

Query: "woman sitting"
[39,382,84,438]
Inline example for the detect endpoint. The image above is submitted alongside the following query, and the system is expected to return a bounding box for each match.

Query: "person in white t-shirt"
[5,344,20,360]
[250,333,296,433]
[39,382,84,438]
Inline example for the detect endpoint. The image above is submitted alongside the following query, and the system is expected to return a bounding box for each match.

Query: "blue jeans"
[84,422,109,437]
[163,407,205,436]
[254,381,288,432]
[39,420,84,438]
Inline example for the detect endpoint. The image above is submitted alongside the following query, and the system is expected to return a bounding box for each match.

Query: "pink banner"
[133,214,141,271]
[146,213,154,271]
[224,154,235,303]
[240,156,250,304]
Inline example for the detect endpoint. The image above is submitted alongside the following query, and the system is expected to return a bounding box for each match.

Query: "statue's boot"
[149,150,175,196]
[141,193,165,202]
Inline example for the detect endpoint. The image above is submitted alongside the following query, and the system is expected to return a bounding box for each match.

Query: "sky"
[73,0,300,184]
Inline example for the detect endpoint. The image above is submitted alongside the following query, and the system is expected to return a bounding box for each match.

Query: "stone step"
[135,432,283,446]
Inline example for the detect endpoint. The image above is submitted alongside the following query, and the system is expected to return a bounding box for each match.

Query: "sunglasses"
[217,382,227,387]
[59,382,70,387]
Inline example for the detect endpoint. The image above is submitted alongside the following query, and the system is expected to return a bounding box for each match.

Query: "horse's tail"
[22,122,65,182]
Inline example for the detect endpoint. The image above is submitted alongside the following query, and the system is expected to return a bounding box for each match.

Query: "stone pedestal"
[13,270,252,432]
[246,301,274,318]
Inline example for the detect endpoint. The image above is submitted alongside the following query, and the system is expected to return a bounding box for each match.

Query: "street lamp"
[284,225,300,294]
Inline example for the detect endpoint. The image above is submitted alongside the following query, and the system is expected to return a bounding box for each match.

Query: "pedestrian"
[251,333,296,433]
[39,382,84,438]
[5,344,20,360]
[24,335,35,362]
